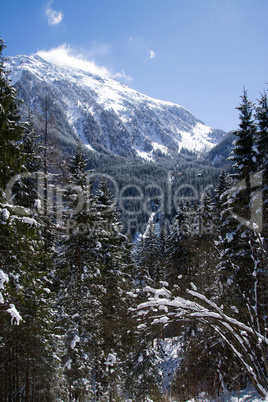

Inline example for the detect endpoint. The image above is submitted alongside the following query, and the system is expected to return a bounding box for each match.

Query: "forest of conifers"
[1,37,268,401]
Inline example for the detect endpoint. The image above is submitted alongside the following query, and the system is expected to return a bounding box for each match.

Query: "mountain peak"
[6,54,225,160]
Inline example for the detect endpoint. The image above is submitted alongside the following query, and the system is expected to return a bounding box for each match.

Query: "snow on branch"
[137,285,268,398]
[0,269,9,304]
[7,304,22,325]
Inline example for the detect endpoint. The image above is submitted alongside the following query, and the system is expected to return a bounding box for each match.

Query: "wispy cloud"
[149,49,156,59]
[46,1,64,26]
[115,70,133,82]
[36,44,133,82]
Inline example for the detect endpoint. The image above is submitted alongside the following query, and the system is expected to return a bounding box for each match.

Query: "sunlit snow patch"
[177,122,214,153]
[135,148,154,161]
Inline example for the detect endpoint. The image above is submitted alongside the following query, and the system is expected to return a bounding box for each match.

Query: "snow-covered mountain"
[7,54,225,160]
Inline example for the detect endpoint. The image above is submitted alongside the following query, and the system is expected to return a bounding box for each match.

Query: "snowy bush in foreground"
[138,285,268,398]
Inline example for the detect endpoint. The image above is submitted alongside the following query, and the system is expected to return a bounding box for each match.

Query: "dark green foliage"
[255,92,268,246]
[0,210,60,401]
[217,90,263,303]
[0,39,24,192]
[229,88,258,178]
[125,335,163,401]
[135,219,162,287]
[164,205,193,295]
[172,326,247,401]
[255,92,268,168]
[207,132,235,167]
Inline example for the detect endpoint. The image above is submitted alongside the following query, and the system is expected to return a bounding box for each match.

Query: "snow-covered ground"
[185,386,266,401]
[157,337,266,402]
[130,388,267,402]
[159,337,181,396]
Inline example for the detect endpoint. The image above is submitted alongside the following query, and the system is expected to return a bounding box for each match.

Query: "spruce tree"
[164,204,192,296]
[229,88,258,179]
[255,92,268,245]
[135,215,163,289]
[124,330,163,402]
[255,91,268,345]
[223,89,260,301]
[0,39,24,193]
[255,92,268,169]
[19,111,42,208]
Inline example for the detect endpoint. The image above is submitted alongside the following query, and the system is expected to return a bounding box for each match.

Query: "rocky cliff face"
[7,54,225,160]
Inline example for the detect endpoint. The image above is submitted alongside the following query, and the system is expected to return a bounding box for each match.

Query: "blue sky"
[0,0,267,132]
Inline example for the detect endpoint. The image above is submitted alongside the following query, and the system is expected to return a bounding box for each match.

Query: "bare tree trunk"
[25,349,30,402]
[32,356,36,402]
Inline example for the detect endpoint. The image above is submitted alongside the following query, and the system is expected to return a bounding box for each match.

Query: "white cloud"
[149,49,156,59]
[36,44,133,81]
[46,1,64,26]
[37,45,111,76]
[114,70,133,82]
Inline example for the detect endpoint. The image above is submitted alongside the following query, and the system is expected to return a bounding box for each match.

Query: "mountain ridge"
[6,54,226,160]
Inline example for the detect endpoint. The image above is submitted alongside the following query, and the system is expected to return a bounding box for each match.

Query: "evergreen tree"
[190,188,218,295]
[135,216,162,288]
[255,91,268,348]
[229,88,258,179]
[255,92,268,245]
[255,92,268,169]
[124,330,163,402]
[222,89,260,301]
[214,170,231,219]
[68,140,87,188]
[0,39,24,193]
[11,111,43,212]
[164,204,192,296]
[214,170,235,300]
[172,323,246,401]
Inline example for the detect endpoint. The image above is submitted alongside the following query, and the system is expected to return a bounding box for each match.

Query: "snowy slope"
[186,386,266,402]
[7,54,225,159]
